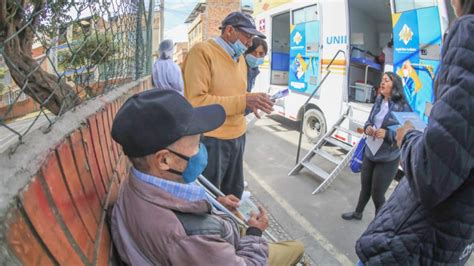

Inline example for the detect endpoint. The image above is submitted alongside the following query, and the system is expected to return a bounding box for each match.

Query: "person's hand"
[247,206,269,232]
[396,121,415,148]
[365,126,375,136]
[246,93,274,118]
[375,128,386,139]
[217,195,240,212]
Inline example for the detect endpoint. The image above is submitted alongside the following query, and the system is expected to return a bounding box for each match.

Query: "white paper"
[240,191,251,202]
[392,112,427,132]
[366,136,383,155]
[237,191,259,222]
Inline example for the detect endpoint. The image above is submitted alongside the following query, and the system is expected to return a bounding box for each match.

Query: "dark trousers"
[202,135,246,199]
[355,156,399,214]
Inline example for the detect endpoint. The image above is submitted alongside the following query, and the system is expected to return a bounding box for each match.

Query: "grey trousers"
[355,156,399,214]
[202,135,246,199]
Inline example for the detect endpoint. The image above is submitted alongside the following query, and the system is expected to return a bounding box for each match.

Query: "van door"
[391,0,448,121]
[289,4,321,96]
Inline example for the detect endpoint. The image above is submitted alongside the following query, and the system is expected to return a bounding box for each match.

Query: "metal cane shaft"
[197,177,278,242]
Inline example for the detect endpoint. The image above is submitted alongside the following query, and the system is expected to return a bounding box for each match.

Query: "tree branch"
[2,0,82,115]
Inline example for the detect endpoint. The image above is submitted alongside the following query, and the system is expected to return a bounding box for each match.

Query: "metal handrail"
[295,49,346,164]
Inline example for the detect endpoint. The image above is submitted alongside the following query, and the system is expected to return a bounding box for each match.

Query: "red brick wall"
[3,78,152,265]
[0,78,133,122]
[0,98,41,121]
[205,0,241,40]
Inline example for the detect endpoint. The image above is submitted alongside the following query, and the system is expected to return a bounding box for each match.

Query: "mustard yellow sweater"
[183,39,247,140]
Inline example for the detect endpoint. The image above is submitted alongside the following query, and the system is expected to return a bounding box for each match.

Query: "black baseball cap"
[111,90,225,157]
[220,12,266,39]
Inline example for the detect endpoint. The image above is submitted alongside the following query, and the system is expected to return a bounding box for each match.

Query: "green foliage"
[58,32,118,71]
[0,67,6,93]
[0,67,6,80]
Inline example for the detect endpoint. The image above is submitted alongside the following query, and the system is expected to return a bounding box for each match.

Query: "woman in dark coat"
[244,37,268,117]
[342,72,411,220]
[356,0,474,264]
[245,37,268,93]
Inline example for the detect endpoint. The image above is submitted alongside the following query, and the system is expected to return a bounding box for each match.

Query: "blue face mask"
[230,39,248,57]
[167,143,208,183]
[245,54,264,68]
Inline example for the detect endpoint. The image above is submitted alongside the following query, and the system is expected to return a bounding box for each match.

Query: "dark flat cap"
[111,90,225,157]
[220,12,266,39]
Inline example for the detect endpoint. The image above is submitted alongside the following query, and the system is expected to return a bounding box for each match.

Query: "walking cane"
[197,175,278,242]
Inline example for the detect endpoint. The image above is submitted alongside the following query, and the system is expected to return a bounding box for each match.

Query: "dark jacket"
[245,66,260,115]
[246,65,260,93]
[111,172,268,265]
[364,96,411,162]
[356,15,474,265]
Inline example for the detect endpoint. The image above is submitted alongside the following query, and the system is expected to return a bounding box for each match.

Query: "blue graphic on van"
[289,20,320,95]
[393,6,441,122]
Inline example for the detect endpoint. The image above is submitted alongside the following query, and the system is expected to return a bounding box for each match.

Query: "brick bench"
[0,78,151,265]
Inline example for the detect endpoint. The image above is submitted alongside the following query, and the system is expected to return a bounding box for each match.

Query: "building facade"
[152,11,162,59]
[185,0,243,49]
[173,42,189,67]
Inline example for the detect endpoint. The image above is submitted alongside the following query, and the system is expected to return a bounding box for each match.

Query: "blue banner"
[393,6,441,122]
[289,21,320,95]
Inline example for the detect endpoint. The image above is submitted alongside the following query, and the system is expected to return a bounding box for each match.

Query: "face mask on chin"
[229,29,248,57]
[166,143,208,184]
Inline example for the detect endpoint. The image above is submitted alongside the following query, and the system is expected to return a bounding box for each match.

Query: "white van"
[252,0,454,145]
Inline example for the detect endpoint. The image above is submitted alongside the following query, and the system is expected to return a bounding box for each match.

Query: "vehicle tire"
[302,108,326,143]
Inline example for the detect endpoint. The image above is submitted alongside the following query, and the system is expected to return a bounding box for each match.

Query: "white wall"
[271,12,290,53]
[349,7,379,55]
[377,23,392,49]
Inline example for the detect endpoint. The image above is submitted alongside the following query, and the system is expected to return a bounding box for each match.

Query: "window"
[394,0,437,13]
[292,4,318,25]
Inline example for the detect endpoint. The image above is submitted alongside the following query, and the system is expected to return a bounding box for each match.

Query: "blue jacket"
[245,66,260,115]
[246,66,260,93]
[356,15,474,265]
[363,96,411,162]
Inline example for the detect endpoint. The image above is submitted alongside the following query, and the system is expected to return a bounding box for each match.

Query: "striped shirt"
[215,36,239,62]
[132,168,207,202]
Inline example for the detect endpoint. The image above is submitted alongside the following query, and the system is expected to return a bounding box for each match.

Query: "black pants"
[202,135,246,199]
[355,156,399,214]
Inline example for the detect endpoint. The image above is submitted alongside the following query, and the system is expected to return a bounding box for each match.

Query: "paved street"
[0,112,53,153]
[244,115,473,265]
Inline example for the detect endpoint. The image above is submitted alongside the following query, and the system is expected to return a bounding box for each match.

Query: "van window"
[394,0,437,13]
[293,9,305,25]
[292,4,318,25]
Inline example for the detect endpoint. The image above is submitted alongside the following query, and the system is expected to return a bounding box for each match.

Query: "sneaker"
[341,212,362,220]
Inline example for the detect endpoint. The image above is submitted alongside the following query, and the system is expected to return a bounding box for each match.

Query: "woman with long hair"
[342,72,411,220]
[245,37,268,93]
[244,37,267,117]
[355,0,474,264]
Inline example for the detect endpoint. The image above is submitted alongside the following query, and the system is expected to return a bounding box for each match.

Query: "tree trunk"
[0,0,82,116]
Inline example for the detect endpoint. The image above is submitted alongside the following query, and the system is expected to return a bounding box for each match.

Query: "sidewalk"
[243,115,387,265]
[244,115,474,266]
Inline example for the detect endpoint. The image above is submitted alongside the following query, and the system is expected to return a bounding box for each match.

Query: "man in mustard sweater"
[183,12,274,199]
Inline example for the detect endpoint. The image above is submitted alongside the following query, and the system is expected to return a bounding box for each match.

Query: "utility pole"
[135,0,144,80]
[159,0,164,42]
[146,0,155,75]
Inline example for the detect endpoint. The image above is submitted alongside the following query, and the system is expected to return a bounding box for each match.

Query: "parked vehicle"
[252,0,453,144]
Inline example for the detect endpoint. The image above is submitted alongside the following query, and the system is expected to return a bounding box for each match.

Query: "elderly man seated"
[110,90,304,265]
